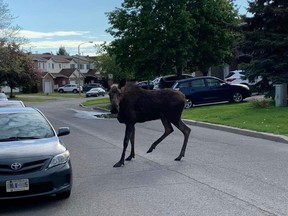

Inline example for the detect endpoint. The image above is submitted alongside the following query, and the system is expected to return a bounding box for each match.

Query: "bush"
[250,98,274,108]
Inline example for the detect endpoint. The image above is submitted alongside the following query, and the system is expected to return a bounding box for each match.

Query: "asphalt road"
[1,97,288,216]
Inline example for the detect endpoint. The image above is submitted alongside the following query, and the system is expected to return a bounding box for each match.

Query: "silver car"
[0,107,72,200]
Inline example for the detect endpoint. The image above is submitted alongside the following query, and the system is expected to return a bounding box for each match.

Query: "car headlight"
[48,150,70,168]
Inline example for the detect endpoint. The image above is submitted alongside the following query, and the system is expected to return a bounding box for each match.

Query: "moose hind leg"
[173,120,191,161]
[114,124,134,167]
[147,116,173,153]
[126,126,135,161]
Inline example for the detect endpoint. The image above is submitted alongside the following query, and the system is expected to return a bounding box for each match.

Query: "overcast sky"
[4,0,249,56]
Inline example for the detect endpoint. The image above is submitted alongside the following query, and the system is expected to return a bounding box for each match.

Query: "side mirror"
[58,127,70,136]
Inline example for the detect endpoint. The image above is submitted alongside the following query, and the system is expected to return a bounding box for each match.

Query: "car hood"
[0,137,66,159]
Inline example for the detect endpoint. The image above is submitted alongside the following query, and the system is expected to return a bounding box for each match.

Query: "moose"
[109,83,191,167]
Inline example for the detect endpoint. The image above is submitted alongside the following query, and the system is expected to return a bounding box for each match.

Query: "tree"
[0,42,40,97]
[238,0,288,84]
[106,0,239,80]
[57,46,69,56]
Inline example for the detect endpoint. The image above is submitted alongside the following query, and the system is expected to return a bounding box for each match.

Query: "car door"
[204,78,230,102]
[188,78,210,104]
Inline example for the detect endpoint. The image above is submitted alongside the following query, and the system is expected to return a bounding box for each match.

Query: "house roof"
[59,68,77,77]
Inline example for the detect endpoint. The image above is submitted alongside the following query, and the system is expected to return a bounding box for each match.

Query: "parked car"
[158,74,194,89]
[58,84,82,93]
[0,93,8,101]
[83,83,105,92]
[225,70,262,86]
[137,80,154,90]
[0,107,72,200]
[85,87,106,97]
[172,76,251,108]
[0,100,25,107]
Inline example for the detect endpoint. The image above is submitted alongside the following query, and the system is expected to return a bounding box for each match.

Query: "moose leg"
[172,120,191,161]
[125,126,135,161]
[147,116,174,153]
[113,124,134,167]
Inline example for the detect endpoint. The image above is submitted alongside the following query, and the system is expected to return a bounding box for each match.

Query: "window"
[178,82,189,88]
[191,79,205,88]
[70,64,75,69]
[206,78,221,87]
[59,64,61,69]
[86,64,90,69]
[52,63,54,69]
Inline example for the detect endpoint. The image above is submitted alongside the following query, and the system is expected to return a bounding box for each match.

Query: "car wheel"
[58,89,64,93]
[185,99,193,109]
[72,89,78,94]
[56,190,71,199]
[101,93,105,96]
[232,92,243,103]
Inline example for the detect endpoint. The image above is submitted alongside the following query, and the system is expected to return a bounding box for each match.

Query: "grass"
[12,92,83,102]
[82,97,288,136]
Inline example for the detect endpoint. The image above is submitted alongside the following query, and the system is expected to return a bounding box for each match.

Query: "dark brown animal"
[109,83,191,167]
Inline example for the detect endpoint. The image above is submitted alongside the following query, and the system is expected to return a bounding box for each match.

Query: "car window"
[206,78,222,87]
[191,79,205,88]
[178,82,189,88]
[0,112,55,140]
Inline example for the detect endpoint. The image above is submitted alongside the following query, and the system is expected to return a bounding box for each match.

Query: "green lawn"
[83,98,288,136]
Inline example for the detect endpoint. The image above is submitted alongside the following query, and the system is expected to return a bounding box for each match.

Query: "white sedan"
[85,87,106,97]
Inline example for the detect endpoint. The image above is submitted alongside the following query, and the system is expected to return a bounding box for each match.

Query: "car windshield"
[0,112,55,141]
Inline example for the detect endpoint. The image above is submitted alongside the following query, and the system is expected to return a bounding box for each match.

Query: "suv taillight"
[226,78,236,82]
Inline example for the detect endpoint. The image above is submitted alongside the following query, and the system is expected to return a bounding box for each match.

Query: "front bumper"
[0,161,72,200]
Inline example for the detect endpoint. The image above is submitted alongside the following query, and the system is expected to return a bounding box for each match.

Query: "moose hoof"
[113,161,124,167]
[174,156,183,161]
[125,155,134,161]
[147,147,154,153]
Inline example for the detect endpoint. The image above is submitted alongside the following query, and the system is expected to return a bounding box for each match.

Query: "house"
[31,53,105,93]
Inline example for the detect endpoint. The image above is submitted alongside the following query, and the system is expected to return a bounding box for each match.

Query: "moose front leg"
[113,124,134,167]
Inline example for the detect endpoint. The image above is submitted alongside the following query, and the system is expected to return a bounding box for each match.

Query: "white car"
[85,87,106,97]
[225,70,262,86]
[58,84,82,93]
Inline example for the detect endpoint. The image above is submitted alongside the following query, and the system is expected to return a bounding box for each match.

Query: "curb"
[183,120,288,144]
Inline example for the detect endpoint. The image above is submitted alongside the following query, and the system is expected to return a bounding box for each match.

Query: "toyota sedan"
[0,107,72,200]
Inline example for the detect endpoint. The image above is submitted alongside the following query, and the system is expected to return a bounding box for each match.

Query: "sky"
[4,0,249,56]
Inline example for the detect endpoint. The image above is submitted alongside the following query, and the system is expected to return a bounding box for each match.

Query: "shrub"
[250,98,274,108]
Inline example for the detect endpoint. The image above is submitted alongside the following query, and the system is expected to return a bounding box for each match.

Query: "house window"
[59,64,61,69]
[80,64,84,69]
[86,64,90,69]
[48,63,51,69]
[42,63,45,69]
[70,64,75,69]
[52,63,54,69]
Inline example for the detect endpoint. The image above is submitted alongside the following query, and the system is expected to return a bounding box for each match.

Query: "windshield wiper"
[0,136,40,142]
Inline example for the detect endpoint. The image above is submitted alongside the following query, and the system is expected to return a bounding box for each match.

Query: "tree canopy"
[239,0,288,84]
[106,0,239,80]
[57,46,69,56]
[0,0,39,96]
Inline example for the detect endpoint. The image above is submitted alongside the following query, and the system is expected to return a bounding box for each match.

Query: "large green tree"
[239,0,288,84]
[106,0,239,80]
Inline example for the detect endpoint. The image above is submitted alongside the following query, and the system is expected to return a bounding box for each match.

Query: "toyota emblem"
[11,162,22,171]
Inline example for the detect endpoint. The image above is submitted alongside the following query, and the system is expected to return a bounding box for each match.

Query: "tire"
[231,92,243,103]
[72,89,78,94]
[101,93,105,96]
[58,89,64,93]
[185,99,193,109]
[56,190,71,199]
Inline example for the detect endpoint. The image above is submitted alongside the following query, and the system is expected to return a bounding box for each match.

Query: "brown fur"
[109,83,191,167]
